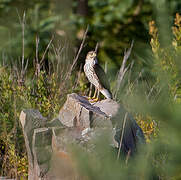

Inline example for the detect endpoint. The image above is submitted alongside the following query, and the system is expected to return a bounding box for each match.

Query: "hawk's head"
[86,51,97,61]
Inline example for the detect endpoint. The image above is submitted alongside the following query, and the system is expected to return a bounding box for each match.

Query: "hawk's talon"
[87,97,92,100]
[94,97,99,102]
[89,97,99,103]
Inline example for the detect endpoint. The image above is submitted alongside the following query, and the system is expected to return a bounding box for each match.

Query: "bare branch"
[35,35,39,64]
[40,35,54,67]
[127,61,134,85]
[65,25,89,80]
[24,58,29,74]
[95,42,99,53]
[120,40,134,75]
[114,40,134,98]
[14,10,28,85]
[74,63,83,89]
[104,61,107,74]
[21,12,26,74]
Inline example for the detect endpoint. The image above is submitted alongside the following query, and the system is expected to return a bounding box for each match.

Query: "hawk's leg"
[92,87,97,99]
[94,89,100,102]
[90,88,99,102]
[87,84,93,100]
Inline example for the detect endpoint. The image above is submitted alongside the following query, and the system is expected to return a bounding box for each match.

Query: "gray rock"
[0,177,15,180]
[20,110,52,180]
[20,93,145,179]
[59,93,107,128]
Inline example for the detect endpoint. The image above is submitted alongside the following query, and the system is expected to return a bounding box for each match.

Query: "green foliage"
[0,70,28,178]
[0,0,181,179]
[0,134,28,178]
[0,35,79,178]
[70,12,181,180]
[149,13,181,103]
[0,1,58,60]
[0,62,73,178]
[88,0,133,24]
[26,71,61,117]
[71,0,153,73]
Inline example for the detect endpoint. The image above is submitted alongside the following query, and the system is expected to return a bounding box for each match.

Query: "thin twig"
[147,82,157,99]
[16,9,25,73]
[114,40,134,98]
[40,35,54,67]
[14,10,29,85]
[24,58,29,74]
[104,61,107,74]
[125,70,142,97]
[21,12,25,74]
[65,25,89,80]
[117,112,128,160]
[120,40,134,74]
[74,63,83,89]
[35,35,39,64]
[71,26,88,70]
[128,61,134,85]
[95,42,99,53]
[34,36,40,77]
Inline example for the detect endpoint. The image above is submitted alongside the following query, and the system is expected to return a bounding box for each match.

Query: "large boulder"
[20,93,145,180]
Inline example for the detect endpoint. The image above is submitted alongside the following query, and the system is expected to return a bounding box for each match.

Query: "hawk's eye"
[88,51,95,57]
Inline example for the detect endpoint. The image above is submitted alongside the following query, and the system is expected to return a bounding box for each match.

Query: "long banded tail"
[100,88,112,99]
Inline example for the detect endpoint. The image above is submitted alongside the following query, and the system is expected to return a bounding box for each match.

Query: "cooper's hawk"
[84,51,112,100]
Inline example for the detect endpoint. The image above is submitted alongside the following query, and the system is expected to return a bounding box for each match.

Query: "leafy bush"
[0,37,78,178]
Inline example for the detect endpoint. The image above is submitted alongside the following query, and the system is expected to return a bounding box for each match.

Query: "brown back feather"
[94,63,111,92]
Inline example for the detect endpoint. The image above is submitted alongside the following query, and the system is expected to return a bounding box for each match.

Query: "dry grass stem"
[21,12,25,74]
[95,42,99,53]
[74,64,83,89]
[114,40,134,98]
[35,36,39,64]
[12,11,29,85]
[40,35,54,67]
[65,25,89,80]
[117,112,128,160]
